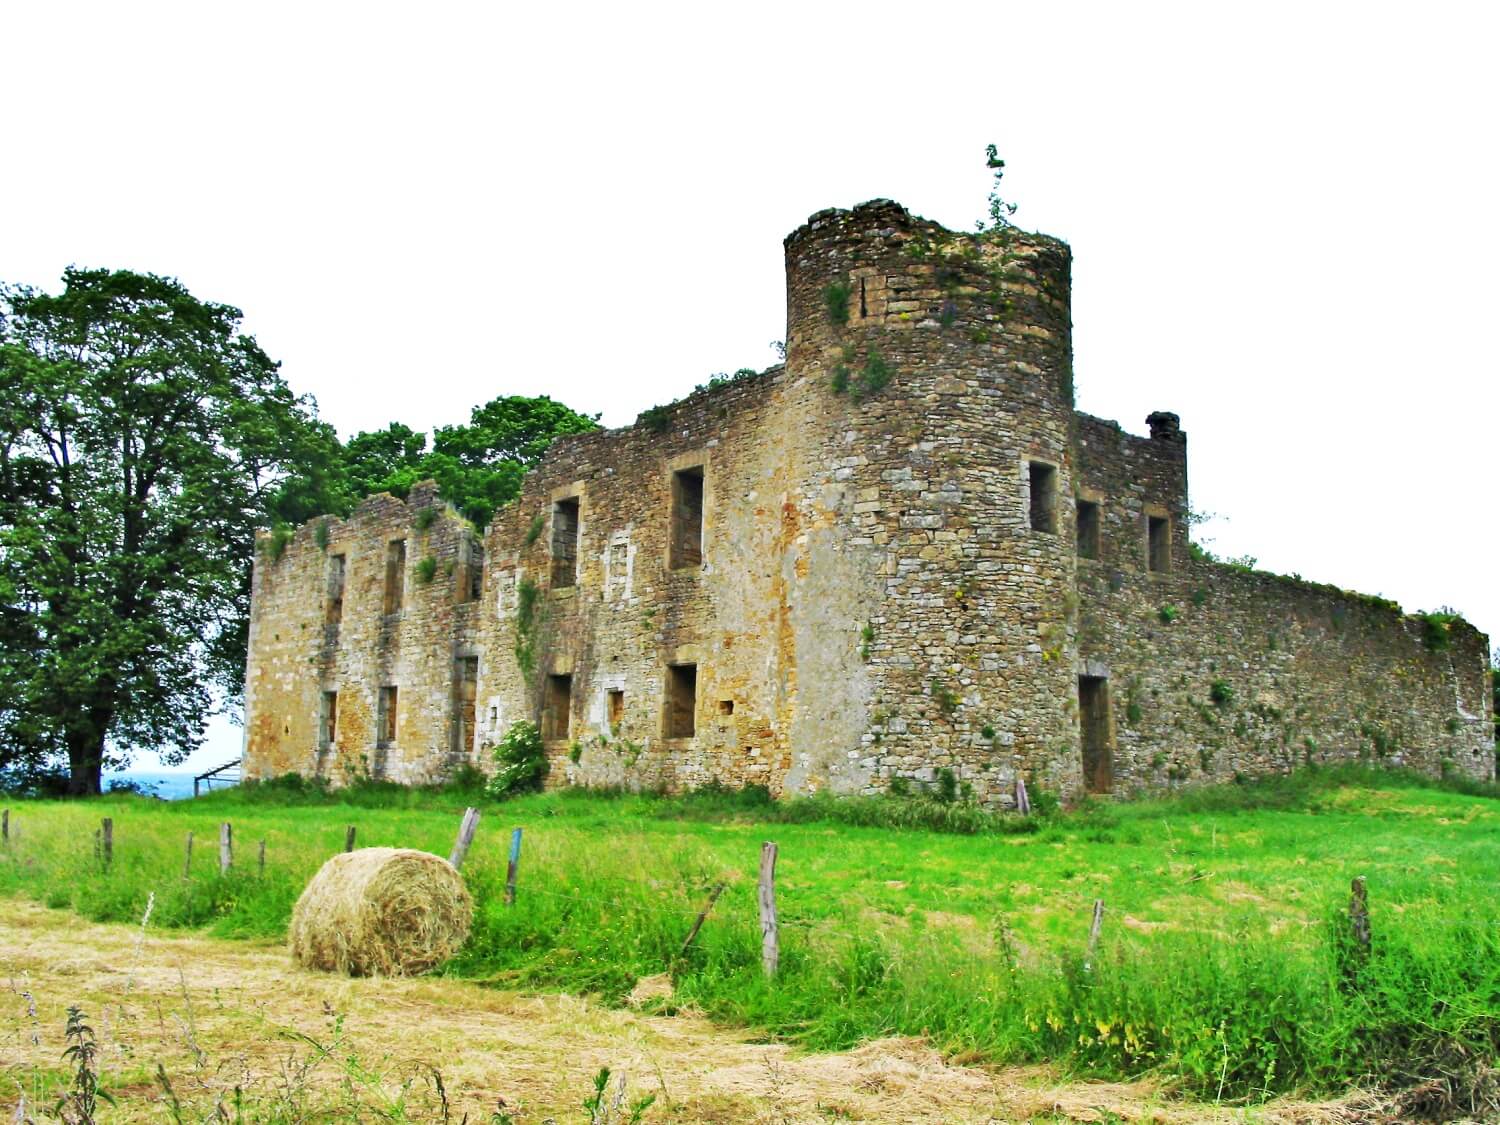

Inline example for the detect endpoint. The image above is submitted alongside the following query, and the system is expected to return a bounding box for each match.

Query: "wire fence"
[3,803,1498,973]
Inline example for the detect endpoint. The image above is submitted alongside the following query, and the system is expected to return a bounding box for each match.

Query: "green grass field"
[3,768,1498,1106]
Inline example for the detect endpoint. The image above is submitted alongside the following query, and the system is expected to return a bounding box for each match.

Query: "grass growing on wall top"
[2,767,1499,1104]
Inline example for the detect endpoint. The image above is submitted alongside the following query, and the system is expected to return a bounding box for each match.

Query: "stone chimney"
[1146,411,1183,443]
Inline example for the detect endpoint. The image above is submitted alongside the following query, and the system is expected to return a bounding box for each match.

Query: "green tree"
[437,395,600,467]
[340,396,598,527]
[339,422,430,500]
[1492,655,1498,756]
[0,269,340,793]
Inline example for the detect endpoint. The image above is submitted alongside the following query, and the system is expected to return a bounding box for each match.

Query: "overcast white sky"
[5,2,1495,775]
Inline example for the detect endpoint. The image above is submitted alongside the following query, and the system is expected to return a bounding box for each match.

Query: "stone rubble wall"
[244,482,481,784]
[1073,414,1494,787]
[241,200,1494,802]
[472,200,1094,801]
[780,202,1084,801]
[474,363,868,795]
[1078,562,1494,788]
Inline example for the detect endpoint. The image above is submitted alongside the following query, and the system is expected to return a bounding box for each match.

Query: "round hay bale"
[289,847,472,976]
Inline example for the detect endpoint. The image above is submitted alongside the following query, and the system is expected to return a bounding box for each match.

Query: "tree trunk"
[65,722,106,796]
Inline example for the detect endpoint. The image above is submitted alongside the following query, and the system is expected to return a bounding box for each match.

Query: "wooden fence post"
[504,827,523,906]
[258,839,267,876]
[100,818,113,869]
[2,808,9,842]
[1014,777,1031,816]
[1084,898,1105,971]
[344,825,357,853]
[449,807,481,870]
[678,882,726,959]
[219,822,232,874]
[183,832,193,878]
[1349,876,1371,955]
[759,842,779,979]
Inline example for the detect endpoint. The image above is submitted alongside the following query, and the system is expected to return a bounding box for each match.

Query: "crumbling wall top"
[785,198,1071,257]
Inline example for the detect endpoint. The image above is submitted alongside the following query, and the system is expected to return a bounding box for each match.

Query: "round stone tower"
[781,199,1085,803]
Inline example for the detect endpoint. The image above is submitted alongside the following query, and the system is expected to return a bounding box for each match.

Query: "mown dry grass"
[0,899,1404,1123]
[6,769,1500,1111]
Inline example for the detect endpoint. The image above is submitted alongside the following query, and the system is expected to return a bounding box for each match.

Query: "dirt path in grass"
[0,900,1379,1123]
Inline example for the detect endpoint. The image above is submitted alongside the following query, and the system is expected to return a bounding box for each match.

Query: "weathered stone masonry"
[244,484,484,785]
[243,200,1494,802]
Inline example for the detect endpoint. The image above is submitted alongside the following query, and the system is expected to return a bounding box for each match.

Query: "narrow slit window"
[1028,462,1057,534]
[458,540,484,605]
[551,498,580,588]
[1076,501,1100,560]
[453,656,479,755]
[383,540,406,614]
[606,688,624,735]
[377,685,398,748]
[544,673,573,740]
[326,554,346,625]
[320,690,338,748]
[665,663,697,738]
[1148,515,1171,573]
[670,467,705,569]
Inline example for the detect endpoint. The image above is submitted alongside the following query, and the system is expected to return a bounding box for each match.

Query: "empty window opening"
[1079,676,1112,794]
[551,498,580,588]
[1076,501,1100,560]
[326,554,346,625]
[453,657,478,756]
[670,467,705,569]
[1147,515,1171,573]
[377,685,398,748]
[383,540,406,614]
[665,663,698,738]
[1028,462,1057,534]
[544,673,573,740]
[718,699,735,716]
[606,688,625,735]
[859,275,868,319]
[458,541,484,604]
[320,690,338,748]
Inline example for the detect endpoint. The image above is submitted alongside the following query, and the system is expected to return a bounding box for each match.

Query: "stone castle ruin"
[243,200,1494,802]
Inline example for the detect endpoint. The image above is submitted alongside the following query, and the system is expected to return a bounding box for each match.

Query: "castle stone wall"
[473,361,875,795]
[1073,413,1493,790]
[244,482,482,784]
[241,200,1494,800]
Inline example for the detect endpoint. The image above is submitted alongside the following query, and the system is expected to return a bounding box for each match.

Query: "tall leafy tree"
[436,395,602,467]
[0,269,341,793]
[343,397,599,527]
[339,422,430,500]
[1492,656,1498,755]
